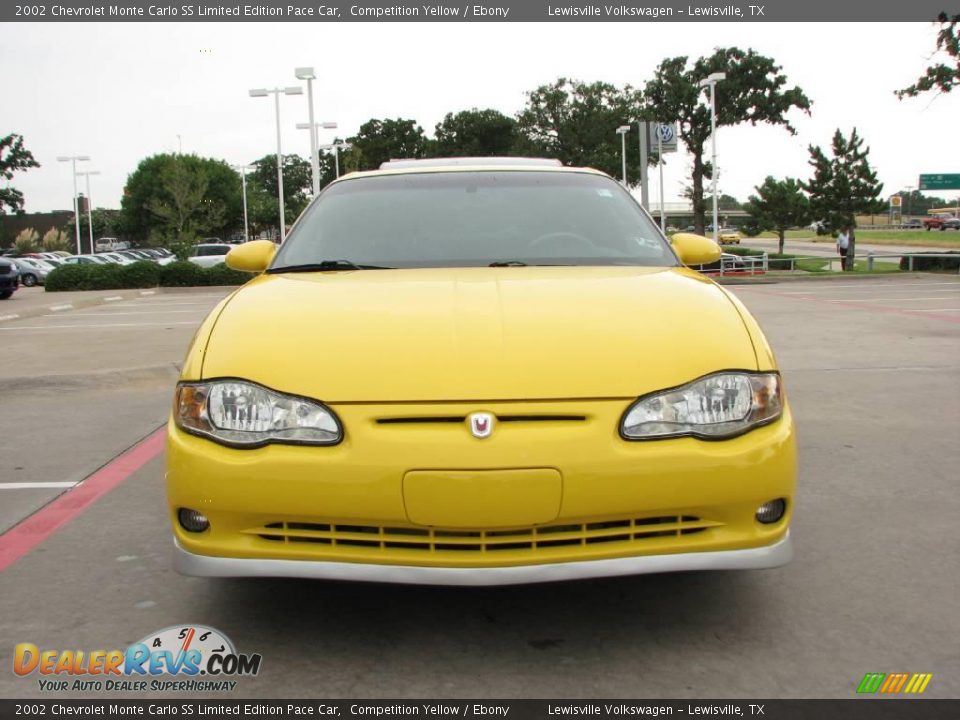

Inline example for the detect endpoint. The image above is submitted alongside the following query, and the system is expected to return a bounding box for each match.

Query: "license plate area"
[402,468,562,528]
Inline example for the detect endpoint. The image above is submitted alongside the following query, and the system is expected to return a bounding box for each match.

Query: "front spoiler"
[173,532,792,586]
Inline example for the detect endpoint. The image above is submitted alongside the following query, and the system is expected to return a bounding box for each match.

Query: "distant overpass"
[628,197,750,219]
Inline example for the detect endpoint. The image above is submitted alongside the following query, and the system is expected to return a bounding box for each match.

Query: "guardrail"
[702,251,960,276]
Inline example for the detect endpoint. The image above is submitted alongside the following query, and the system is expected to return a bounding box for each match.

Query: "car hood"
[200,267,759,403]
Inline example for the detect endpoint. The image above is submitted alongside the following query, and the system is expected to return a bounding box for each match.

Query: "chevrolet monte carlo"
[167,158,795,585]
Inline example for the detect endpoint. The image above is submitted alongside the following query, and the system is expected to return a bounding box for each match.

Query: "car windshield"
[272,170,677,270]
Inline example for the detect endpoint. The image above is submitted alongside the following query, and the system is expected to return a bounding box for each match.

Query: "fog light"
[755,499,787,524]
[178,508,210,533]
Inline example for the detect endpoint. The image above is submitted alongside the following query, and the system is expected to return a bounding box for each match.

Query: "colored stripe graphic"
[857,672,933,694]
[904,674,933,694]
[857,673,886,693]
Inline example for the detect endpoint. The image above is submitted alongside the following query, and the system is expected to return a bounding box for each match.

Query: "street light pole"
[616,125,630,186]
[232,164,255,243]
[57,155,90,255]
[76,171,100,254]
[250,85,303,243]
[699,72,726,244]
[294,67,320,197]
[297,121,338,191]
[320,141,352,179]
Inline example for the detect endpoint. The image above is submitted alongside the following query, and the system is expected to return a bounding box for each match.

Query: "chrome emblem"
[468,412,494,439]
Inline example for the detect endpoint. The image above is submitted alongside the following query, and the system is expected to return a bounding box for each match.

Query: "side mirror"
[670,233,722,267]
[226,240,277,273]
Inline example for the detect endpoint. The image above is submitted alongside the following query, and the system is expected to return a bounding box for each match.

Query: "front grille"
[248,515,716,553]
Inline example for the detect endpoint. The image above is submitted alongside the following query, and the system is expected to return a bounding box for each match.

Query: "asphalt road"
[739,236,959,258]
[0,277,958,699]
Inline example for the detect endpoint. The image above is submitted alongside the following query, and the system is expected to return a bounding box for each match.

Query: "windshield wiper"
[488,261,529,267]
[268,260,393,273]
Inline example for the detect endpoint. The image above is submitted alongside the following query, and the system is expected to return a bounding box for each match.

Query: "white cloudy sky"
[4,21,959,213]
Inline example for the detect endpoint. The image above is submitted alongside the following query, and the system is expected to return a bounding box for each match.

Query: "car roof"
[330,158,608,186]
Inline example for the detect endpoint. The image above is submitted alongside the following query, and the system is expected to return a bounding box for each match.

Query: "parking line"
[778,282,960,294]
[48,304,75,312]
[0,427,166,573]
[0,314,19,321]
[104,296,124,302]
[45,310,207,317]
[0,482,78,490]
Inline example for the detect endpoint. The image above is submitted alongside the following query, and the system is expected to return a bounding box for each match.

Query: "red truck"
[923,215,960,230]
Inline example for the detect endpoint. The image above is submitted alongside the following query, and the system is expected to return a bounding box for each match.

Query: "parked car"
[94,237,130,252]
[11,257,55,286]
[99,252,136,265]
[187,243,231,268]
[944,218,960,230]
[901,219,923,229]
[0,258,19,299]
[167,158,796,586]
[60,254,110,265]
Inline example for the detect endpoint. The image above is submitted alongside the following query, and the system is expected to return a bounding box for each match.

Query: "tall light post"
[250,85,303,243]
[296,121,338,193]
[294,67,321,197]
[75,170,101,254]
[698,72,726,244]
[904,185,915,220]
[616,125,631,186]
[320,141,352,179]
[232,164,255,243]
[56,155,90,255]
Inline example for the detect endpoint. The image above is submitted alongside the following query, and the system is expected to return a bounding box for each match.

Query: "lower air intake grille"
[251,515,713,553]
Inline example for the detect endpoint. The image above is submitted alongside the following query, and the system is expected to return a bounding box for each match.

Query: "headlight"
[174,380,342,447]
[620,372,782,440]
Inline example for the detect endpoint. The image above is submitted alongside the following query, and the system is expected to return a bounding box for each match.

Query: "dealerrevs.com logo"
[13,625,262,692]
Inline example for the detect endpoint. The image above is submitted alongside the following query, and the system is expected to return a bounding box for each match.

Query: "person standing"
[836,227,851,271]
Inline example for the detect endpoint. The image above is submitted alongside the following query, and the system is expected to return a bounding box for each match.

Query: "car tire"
[0,291,12,300]
[21,273,37,287]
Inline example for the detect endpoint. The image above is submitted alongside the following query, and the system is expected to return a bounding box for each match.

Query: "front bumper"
[167,398,796,583]
[173,532,792,586]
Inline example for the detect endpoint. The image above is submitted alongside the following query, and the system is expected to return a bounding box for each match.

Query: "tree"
[896,12,960,98]
[347,118,428,171]
[743,177,811,254]
[642,48,811,234]
[0,134,40,215]
[145,157,225,243]
[249,153,313,228]
[803,129,885,270]
[434,109,518,157]
[516,78,644,182]
[79,208,124,243]
[121,154,241,242]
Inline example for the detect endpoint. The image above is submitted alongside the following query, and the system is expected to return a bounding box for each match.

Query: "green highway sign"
[919,174,960,191]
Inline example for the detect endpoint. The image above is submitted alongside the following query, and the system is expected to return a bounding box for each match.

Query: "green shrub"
[739,219,765,237]
[722,246,764,257]
[45,259,253,291]
[899,252,960,272]
[117,261,161,288]
[160,261,205,287]
[45,264,88,291]
[203,263,251,286]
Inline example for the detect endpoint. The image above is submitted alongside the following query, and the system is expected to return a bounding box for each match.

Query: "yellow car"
[168,158,795,586]
[718,228,742,245]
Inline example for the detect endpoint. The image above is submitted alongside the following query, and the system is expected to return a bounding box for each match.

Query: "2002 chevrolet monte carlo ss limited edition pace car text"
[167,158,796,586]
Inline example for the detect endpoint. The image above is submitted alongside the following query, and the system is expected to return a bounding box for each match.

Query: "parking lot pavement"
[740,236,958,257]
[0,276,958,699]
[0,290,230,534]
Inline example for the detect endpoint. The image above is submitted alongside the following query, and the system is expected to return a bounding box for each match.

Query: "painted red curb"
[0,427,166,573]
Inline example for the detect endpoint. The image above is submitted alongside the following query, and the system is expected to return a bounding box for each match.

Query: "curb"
[0,286,236,324]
